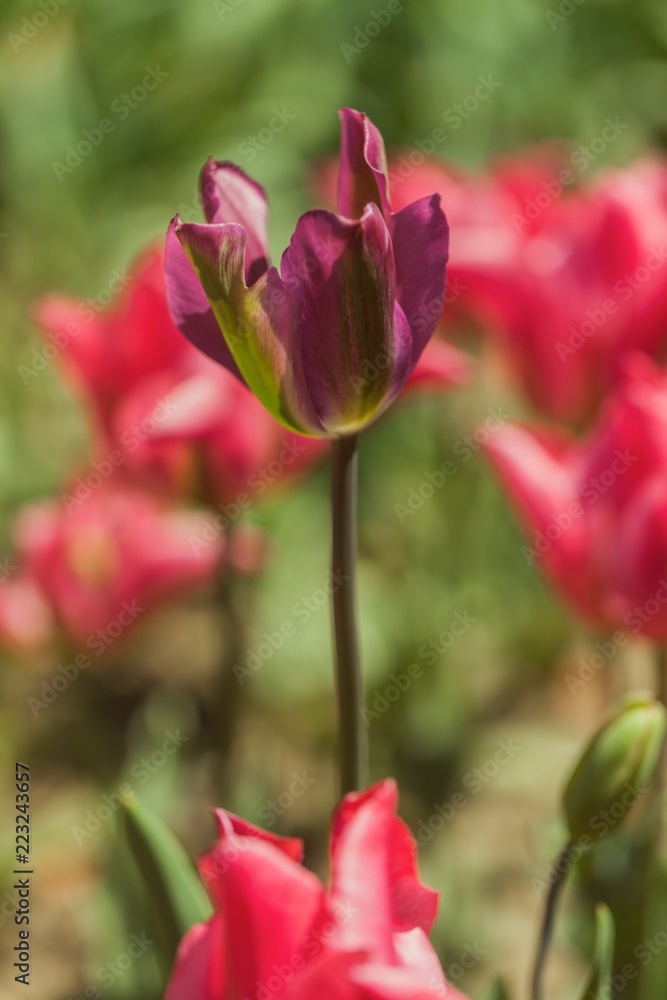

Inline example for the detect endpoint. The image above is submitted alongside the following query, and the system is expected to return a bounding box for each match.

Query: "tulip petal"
[338,108,392,219]
[200,834,323,998]
[199,159,270,284]
[174,217,324,435]
[403,338,473,393]
[165,220,243,377]
[164,917,225,1000]
[210,807,304,862]
[281,205,411,434]
[390,194,449,364]
[331,780,438,964]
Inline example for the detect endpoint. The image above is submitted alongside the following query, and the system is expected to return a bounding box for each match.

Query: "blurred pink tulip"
[10,484,223,646]
[166,779,468,1000]
[486,354,667,637]
[0,575,54,654]
[389,150,667,423]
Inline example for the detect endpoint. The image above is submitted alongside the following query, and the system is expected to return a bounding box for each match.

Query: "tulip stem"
[331,434,367,797]
[530,841,572,1000]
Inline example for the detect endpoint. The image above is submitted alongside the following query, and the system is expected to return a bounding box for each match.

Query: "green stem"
[530,841,572,1000]
[213,523,248,803]
[330,434,367,797]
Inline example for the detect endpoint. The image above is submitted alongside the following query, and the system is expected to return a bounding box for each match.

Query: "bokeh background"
[2,0,667,997]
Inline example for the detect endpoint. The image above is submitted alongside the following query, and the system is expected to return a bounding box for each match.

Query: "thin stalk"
[330,434,367,796]
[530,841,573,1000]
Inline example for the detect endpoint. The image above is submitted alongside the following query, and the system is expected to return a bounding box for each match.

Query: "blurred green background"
[1,0,667,997]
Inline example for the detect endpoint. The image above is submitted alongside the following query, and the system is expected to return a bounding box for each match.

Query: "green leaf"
[579,904,615,1000]
[483,978,512,1000]
[119,794,213,982]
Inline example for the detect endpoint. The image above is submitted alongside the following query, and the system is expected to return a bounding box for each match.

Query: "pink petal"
[165,218,244,378]
[199,159,270,284]
[403,338,472,393]
[330,780,438,965]
[165,917,225,1000]
[390,194,449,364]
[338,108,392,219]
[281,205,411,434]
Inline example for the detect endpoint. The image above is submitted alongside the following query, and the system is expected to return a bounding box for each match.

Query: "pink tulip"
[0,575,54,653]
[389,150,667,422]
[34,247,192,439]
[486,353,667,637]
[10,484,223,644]
[165,779,469,1000]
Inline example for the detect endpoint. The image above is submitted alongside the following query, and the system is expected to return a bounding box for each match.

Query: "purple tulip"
[165,109,449,438]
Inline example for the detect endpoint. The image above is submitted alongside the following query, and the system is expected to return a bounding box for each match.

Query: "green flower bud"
[563,692,666,844]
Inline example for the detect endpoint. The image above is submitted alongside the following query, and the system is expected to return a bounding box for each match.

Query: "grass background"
[1,0,666,997]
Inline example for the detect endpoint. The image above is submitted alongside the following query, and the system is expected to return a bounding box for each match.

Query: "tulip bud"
[563,692,666,844]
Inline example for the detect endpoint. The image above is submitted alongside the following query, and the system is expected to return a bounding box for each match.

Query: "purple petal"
[390,193,449,365]
[175,218,324,435]
[199,160,270,284]
[337,108,392,220]
[165,218,243,379]
[281,204,411,434]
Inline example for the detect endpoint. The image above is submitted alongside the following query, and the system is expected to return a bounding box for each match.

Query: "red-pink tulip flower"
[35,248,192,439]
[0,575,54,654]
[165,779,468,1000]
[165,109,452,438]
[34,245,328,508]
[10,485,223,645]
[486,354,667,638]
[389,151,667,423]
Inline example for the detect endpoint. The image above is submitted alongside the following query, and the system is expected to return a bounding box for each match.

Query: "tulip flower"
[165,779,469,1000]
[485,353,667,638]
[9,484,223,644]
[563,692,666,843]
[0,575,54,654]
[165,108,451,438]
[34,247,192,439]
[35,245,328,507]
[386,150,667,423]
